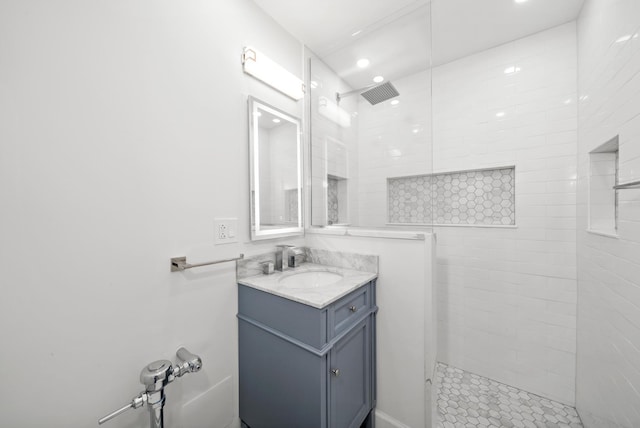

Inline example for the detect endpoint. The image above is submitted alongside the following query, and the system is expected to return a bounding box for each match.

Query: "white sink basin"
[278,270,343,289]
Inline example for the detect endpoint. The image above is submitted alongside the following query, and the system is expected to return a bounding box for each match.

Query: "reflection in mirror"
[248,97,303,240]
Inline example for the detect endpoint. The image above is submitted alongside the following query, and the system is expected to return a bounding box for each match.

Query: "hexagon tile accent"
[388,167,515,225]
[327,177,339,224]
[436,363,583,428]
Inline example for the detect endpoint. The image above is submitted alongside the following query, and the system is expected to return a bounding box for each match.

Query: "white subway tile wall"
[356,70,433,226]
[388,167,515,225]
[433,23,578,404]
[576,0,640,427]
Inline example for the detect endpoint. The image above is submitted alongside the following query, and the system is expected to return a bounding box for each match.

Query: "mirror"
[248,96,303,240]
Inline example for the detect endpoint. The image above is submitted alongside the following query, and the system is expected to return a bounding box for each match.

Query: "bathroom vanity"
[237,263,378,428]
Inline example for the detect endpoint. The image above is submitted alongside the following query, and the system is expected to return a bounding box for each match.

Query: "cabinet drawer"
[331,284,370,337]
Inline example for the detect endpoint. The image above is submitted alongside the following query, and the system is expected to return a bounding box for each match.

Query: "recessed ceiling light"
[514,0,528,3]
[504,66,521,74]
[272,118,281,123]
[496,111,505,118]
[390,100,400,106]
[373,76,384,83]
[357,58,370,68]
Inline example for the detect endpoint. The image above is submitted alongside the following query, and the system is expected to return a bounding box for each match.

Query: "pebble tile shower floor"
[436,364,583,428]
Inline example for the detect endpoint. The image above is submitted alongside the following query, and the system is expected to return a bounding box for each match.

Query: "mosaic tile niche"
[327,177,339,224]
[285,189,298,223]
[388,167,515,226]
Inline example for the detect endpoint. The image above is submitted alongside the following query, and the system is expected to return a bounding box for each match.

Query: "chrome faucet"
[98,347,202,428]
[288,247,305,268]
[275,245,294,271]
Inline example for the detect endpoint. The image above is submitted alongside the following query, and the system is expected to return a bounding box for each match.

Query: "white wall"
[576,0,640,426]
[305,231,437,428]
[433,23,579,404]
[0,1,305,426]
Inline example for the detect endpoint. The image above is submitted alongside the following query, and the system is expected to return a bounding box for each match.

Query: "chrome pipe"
[147,390,166,428]
[98,348,202,427]
[98,403,134,425]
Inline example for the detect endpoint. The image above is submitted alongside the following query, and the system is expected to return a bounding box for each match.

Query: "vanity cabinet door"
[329,318,371,428]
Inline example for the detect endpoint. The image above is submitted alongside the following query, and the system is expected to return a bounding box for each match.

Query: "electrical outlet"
[214,218,238,244]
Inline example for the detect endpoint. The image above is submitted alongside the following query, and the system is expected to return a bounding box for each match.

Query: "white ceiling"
[253,0,585,88]
[432,0,585,66]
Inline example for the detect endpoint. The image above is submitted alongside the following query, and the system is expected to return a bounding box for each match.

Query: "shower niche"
[325,137,349,226]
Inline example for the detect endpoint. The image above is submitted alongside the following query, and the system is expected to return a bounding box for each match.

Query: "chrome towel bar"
[613,180,640,190]
[171,254,244,272]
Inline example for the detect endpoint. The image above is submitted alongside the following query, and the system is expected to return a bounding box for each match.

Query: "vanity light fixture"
[242,47,305,100]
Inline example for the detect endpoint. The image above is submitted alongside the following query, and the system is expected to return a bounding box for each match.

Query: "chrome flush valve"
[174,347,202,377]
[98,347,202,428]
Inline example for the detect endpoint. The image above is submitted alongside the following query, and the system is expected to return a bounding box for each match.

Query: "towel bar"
[170,254,244,272]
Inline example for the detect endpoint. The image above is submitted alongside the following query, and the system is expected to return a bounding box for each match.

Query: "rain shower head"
[360,81,399,105]
[336,81,400,105]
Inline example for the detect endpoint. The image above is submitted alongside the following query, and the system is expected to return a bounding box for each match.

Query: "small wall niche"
[588,136,619,237]
[327,175,348,225]
[325,137,349,225]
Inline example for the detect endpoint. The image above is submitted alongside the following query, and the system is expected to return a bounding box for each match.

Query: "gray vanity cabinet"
[330,318,371,428]
[238,280,377,428]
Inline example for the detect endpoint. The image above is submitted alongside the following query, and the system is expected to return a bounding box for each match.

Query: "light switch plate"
[214,218,238,244]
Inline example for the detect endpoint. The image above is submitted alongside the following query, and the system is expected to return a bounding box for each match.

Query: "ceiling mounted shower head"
[360,81,399,105]
[336,81,400,105]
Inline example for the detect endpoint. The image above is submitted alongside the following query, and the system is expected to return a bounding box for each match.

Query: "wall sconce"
[242,47,305,100]
[318,96,352,128]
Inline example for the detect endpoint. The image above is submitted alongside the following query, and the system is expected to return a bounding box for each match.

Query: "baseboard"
[374,409,413,428]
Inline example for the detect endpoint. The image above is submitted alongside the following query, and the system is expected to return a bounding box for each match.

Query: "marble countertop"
[238,263,377,309]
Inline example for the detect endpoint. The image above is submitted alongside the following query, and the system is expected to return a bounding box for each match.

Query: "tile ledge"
[586,229,619,239]
[387,223,518,229]
[307,227,428,241]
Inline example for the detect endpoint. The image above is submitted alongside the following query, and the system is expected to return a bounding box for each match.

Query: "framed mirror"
[248,96,303,240]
